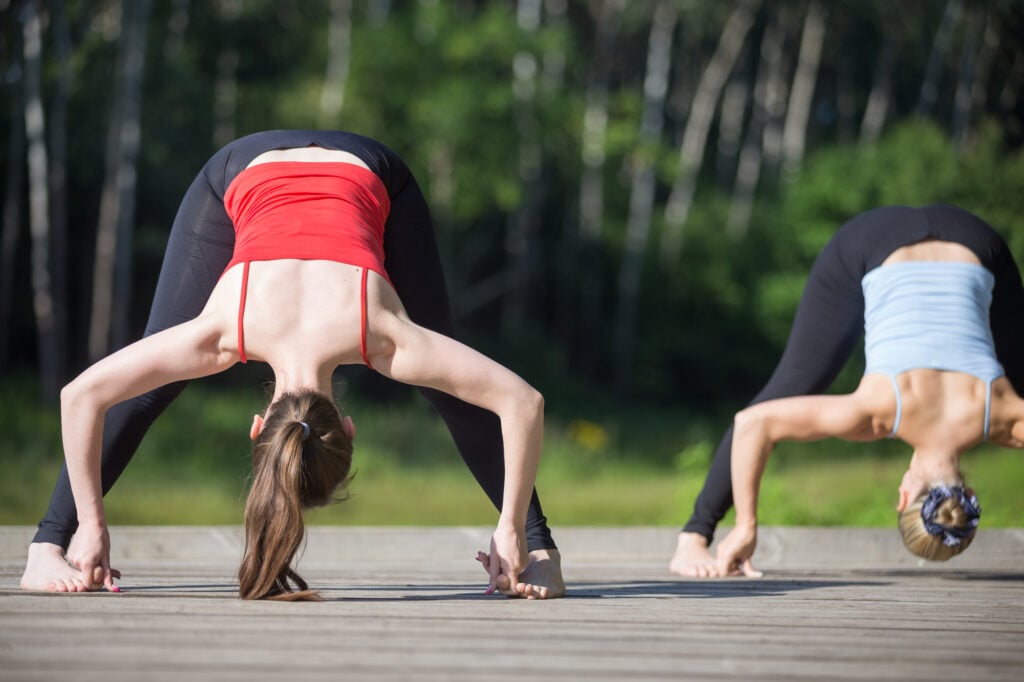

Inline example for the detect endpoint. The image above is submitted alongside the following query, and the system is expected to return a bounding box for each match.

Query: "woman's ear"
[342,415,356,440]
[896,487,910,513]
[250,414,265,442]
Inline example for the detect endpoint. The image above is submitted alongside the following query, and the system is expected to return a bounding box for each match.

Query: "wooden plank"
[1,527,1023,681]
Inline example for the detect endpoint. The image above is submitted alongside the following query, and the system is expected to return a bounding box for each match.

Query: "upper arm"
[65,316,236,412]
[370,318,538,417]
[737,393,881,446]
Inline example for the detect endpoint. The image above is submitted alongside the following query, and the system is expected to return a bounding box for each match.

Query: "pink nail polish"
[111,585,121,593]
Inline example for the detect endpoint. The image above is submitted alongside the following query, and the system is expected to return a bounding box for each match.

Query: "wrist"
[733,515,757,530]
[496,514,525,534]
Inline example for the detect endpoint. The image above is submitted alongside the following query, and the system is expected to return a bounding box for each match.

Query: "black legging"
[683,205,1024,542]
[35,130,556,552]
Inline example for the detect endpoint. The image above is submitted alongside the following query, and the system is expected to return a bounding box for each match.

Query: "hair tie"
[920,485,981,547]
[299,421,311,441]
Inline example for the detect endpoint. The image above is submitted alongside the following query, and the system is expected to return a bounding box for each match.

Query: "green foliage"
[3,375,1023,527]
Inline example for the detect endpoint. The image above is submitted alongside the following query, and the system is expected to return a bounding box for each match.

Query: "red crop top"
[223,161,393,368]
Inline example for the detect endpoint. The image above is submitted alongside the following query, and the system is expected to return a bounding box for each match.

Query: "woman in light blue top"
[711,235,1024,577]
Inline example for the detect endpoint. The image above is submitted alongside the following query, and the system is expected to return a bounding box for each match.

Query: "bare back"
[861,239,1024,452]
[200,148,408,377]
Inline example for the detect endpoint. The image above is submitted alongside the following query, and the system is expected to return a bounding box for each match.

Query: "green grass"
[2,375,1022,528]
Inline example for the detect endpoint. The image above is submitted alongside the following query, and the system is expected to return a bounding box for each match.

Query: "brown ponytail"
[239,390,353,600]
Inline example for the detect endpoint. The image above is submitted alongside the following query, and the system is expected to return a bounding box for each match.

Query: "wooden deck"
[2,526,1023,681]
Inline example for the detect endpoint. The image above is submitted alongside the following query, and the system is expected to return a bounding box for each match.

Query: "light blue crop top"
[862,261,1003,440]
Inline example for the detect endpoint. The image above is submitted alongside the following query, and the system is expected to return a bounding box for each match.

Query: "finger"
[100,562,119,593]
[80,561,98,589]
[740,559,763,578]
[485,550,500,595]
[494,573,514,595]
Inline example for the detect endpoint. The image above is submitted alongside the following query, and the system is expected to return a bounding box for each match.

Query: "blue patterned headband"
[920,485,981,547]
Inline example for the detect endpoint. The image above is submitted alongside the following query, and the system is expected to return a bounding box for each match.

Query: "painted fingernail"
[484,586,495,595]
[110,585,121,593]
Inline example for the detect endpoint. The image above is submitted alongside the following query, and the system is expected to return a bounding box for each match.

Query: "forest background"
[3,0,1024,530]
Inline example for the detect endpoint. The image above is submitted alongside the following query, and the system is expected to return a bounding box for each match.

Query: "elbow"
[526,386,544,418]
[60,377,86,414]
[733,406,764,441]
[508,383,544,423]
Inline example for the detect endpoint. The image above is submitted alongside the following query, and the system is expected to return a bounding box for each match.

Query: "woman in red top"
[20,130,564,600]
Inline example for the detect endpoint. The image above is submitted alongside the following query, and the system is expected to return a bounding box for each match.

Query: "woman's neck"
[271,365,334,400]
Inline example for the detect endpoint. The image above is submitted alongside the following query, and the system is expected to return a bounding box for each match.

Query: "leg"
[381,163,559,558]
[673,224,868,575]
[23,160,236,591]
[921,205,1024,393]
[988,245,1024,393]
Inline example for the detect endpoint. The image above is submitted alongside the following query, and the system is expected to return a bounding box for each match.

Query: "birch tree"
[47,0,73,385]
[164,0,191,57]
[917,0,963,118]
[1,47,25,371]
[726,12,787,241]
[22,0,60,401]
[613,0,677,392]
[571,0,624,368]
[88,0,152,360]
[660,0,759,263]
[970,12,1000,116]
[504,0,544,331]
[319,0,353,128]
[952,4,984,149]
[859,28,897,145]
[781,0,826,179]
[213,0,242,149]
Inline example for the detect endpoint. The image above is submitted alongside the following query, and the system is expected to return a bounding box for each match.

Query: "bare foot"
[516,548,566,599]
[20,542,93,592]
[669,532,722,578]
[475,548,566,599]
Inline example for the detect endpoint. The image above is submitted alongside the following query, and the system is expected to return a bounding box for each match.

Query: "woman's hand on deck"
[65,522,119,592]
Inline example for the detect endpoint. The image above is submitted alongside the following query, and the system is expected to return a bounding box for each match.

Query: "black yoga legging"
[683,205,1024,542]
[35,130,556,552]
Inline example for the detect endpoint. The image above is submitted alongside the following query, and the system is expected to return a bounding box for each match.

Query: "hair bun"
[920,485,981,547]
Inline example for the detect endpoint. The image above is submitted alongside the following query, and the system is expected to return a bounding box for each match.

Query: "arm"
[716,392,879,576]
[371,317,542,592]
[61,316,236,588]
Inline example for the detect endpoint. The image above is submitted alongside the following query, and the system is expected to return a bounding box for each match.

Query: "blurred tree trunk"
[88,0,152,360]
[715,78,748,190]
[781,0,826,180]
[835,55,856,143]
[213,0,241,149]
[22,0,60,402]
[368,0,391,24]
[48,0,72,385]
[727,12,786,241]
[952,5,984,149]
[757,9,793,187]
[970,12,1000,116]
[613,0,677,393]
[917,0,963,119]
[318,0,352,128]
[164,0,191,57]
[568,0,623,370]
[998,52,1024,114]
[503,0,544,333]
[1,49,25,373]
[660,0,759,264]
[859,27,897,145]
